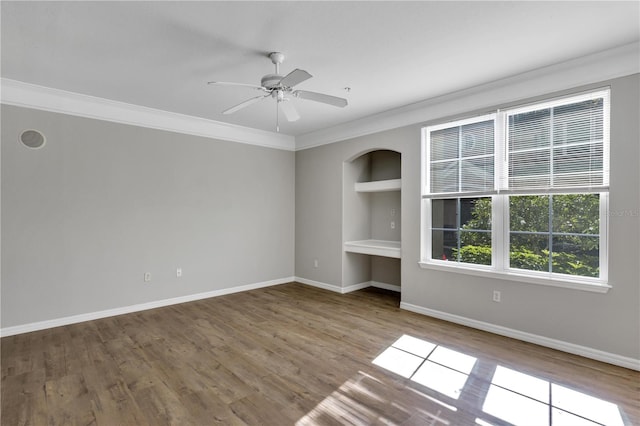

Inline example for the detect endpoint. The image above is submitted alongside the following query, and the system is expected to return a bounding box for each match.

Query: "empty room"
[1,1,639,425]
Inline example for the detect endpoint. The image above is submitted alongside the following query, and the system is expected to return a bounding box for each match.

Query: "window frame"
[421,113,498,199]
[420,89,610,293]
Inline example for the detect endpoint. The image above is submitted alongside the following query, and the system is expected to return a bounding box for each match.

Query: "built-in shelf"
[354,179,401,193]
[344,150,402,290]
[344,239,401,258]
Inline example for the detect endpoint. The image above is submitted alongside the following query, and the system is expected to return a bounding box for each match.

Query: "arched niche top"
[345,147,401,163]
[346,149,401,183]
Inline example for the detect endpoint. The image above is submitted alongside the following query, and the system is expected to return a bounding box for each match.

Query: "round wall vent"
[20,129,46,149]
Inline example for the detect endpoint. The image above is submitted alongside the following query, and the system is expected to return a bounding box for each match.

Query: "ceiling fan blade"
[279,100,300,122]
[294,90,348,108]
[223,94,269,115]
[208,81,266,91]
[279,69,312,88]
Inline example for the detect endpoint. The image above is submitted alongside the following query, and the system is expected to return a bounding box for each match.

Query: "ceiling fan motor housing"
[261,73,283,90]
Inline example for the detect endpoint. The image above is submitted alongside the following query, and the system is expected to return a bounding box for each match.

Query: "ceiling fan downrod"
[269,52,285,75]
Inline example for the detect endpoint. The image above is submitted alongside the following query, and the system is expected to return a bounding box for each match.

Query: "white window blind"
[506,91,609,193]
[426,115,495,198]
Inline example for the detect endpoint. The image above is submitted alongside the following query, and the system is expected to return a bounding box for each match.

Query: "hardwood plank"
[43,373,97,425]
[228,393,296,425]
[2,282,638,425]
[1,370,48,426]
[175,389,247,425]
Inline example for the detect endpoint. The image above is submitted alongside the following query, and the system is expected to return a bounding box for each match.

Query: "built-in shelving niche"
[343,149,401,293]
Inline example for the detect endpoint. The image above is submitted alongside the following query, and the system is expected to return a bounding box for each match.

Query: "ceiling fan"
[207,52,348,132]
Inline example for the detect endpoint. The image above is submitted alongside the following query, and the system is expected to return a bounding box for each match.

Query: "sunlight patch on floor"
[483,365,625,426]
[371,334,625,426]
[372,334,477,400]
[295,370,450,426]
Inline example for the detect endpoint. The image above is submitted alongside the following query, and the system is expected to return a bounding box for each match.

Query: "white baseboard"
[294,277,400,294]
[343,281,373,293]
[294,277,347,293]
[371,281,402,292]
[0,277,295,337]
[400,302,640,371]
[9,277,632,371]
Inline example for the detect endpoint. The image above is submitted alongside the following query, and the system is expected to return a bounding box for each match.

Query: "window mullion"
[599,192,609,282]
[423,199,433,262]
[550,107,555,188]
[456,198,462,262]
[493,194,507,271]
[495,110,507,192]
[548,194,553,273]
[458,126,462,193]
[494,112,507,272]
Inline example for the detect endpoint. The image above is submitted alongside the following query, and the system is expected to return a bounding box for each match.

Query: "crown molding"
[296,42,640,150]
[2,42,637,152]
[0,78,295,151]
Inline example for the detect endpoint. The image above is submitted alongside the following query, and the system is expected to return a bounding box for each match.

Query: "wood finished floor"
[2,282,638,425]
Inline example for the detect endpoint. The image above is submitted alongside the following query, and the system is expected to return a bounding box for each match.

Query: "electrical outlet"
[390,221,396,229]
[144,272,151,282]
[493,290,501,302]
[390,208,396,217]
[176,267,182,278]
[313,259,319,268]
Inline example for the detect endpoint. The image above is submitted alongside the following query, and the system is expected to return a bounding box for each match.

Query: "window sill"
[418,261,611,293]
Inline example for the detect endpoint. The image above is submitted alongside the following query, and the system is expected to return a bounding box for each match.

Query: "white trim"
[370,281,401,293]
[425,112,497,134]
[296,42,639,150]
[344,239,401,258]
[294,276,371,294]
[502,87,610,116]
[0,277,294,337]
[0,78,295,151]
[418,261,611,293]
[400,302,640,371]
[294,277,345,293]
[3,43,636,152]
[600,193,610,283]
[343,282,374,293]
[296,277,401,294]
[354,179,402,193]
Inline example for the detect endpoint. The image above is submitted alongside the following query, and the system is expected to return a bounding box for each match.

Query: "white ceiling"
[2,1,639,138]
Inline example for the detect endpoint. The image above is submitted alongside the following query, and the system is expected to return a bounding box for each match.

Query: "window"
[421,89,609,290]
[431,197,492,264]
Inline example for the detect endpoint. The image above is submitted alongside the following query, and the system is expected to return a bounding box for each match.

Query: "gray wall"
[2,105,295,328]
[296,131,411,286]
[295,74,640,360]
